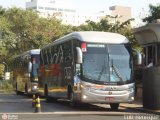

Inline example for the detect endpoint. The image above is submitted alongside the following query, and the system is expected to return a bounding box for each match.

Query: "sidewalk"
[120,100,160,115]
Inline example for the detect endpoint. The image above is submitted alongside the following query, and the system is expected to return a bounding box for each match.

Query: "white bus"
[39,31,141,110]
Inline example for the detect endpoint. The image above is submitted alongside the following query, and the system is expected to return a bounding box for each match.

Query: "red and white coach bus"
[38,31,141,110]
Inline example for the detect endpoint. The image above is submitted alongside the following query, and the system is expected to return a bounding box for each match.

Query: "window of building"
[45,7,56,11]
[29,6,37,10]
[64,9,69,12]
[50,0,55,3]
[64,9,76,12]
[38,6,44,9]
[58,8,63,11]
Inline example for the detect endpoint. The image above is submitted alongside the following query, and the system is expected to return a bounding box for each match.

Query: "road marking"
[0,112,141,116]
[0,99,32,103]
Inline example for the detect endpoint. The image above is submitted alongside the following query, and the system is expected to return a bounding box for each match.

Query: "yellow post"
[32,94,36,107]
[35,96,41,113]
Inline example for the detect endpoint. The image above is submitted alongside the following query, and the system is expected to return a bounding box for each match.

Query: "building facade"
[26,0,132,26]
[109,6,132,23]
[26,0,102,26]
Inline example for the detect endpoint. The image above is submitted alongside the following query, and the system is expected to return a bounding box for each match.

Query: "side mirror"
[133,49,142,65]
[76,47,83,64]
[28,62,32,73]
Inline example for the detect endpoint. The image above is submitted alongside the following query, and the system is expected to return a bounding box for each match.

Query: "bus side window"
[63,41,72,63]
[40,51,44,65]
[76,64,81,76]
[44,50,47,65]
[42,50,46,65]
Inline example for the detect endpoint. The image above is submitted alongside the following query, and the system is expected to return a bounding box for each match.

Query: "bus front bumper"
[80,88,134,103]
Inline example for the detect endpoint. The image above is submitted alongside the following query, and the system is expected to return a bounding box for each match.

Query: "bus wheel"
[69,92,76,107]
[25,83,28,95]
[16,82,19,95]
[110,103,119,111]
[44,84,57,102]
[44,84,48,98]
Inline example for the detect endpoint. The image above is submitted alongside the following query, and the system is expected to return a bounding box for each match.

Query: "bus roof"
[29,49,40,55]
[13,49,40,59]
[42,31,129,49]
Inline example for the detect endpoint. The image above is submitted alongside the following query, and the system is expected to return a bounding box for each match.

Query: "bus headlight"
[131,97,134,100]
[32,85,38,92]
[33,85,37,89]
[83,95,87,99]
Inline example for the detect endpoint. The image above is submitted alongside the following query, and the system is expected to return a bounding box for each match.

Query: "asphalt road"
[0,93,159,120]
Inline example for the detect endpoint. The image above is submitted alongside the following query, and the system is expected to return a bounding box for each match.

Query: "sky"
[0,0,160,25]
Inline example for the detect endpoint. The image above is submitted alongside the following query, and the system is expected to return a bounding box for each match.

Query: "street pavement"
[0,93,159,120]
[120,101,160,115]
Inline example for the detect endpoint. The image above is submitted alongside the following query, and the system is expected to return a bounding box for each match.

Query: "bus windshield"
[31,54,40,82]
[82,43,133,85]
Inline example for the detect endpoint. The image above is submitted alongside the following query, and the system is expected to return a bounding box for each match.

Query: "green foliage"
[0,6,141,66]
[74,16,139,48]
[143,4,160,23]
[0,6,6,15]
[0,64,5,79]
[0,7,72,63]
[0,80,14,92]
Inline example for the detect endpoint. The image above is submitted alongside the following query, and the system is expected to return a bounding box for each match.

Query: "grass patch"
[0,80,14,93]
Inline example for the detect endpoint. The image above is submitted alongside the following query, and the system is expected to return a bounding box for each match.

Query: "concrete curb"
[0,112,141,116]
[120,105,160,115]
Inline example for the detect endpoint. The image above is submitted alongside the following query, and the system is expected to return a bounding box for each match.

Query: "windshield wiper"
[97,62,106,80]
[111,60,124,82]
[97,65,105,81]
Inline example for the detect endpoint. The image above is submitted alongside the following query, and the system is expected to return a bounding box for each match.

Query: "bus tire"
[67,85,72,99]
[16,82,19,95]
[69,92,77,108]
[44,84,48,98]
[25,83,28,95]
[44,84,57,102]
[45,87,53,102]
[110,103,119,111]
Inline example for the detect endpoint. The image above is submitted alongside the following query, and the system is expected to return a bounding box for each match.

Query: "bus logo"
[110,87,116,90]
[108,91,112,95]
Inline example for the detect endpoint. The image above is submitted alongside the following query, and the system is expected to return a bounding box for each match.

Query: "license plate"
[105,97,115,101]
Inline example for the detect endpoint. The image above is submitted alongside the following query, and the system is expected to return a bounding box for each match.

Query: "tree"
[0,7,73,63]
[0,6,6,15]
[2,7,73,53]
[0,10,12,62]
[143,4,160,23]
[74,16,137,47]
[0,64,5,80]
